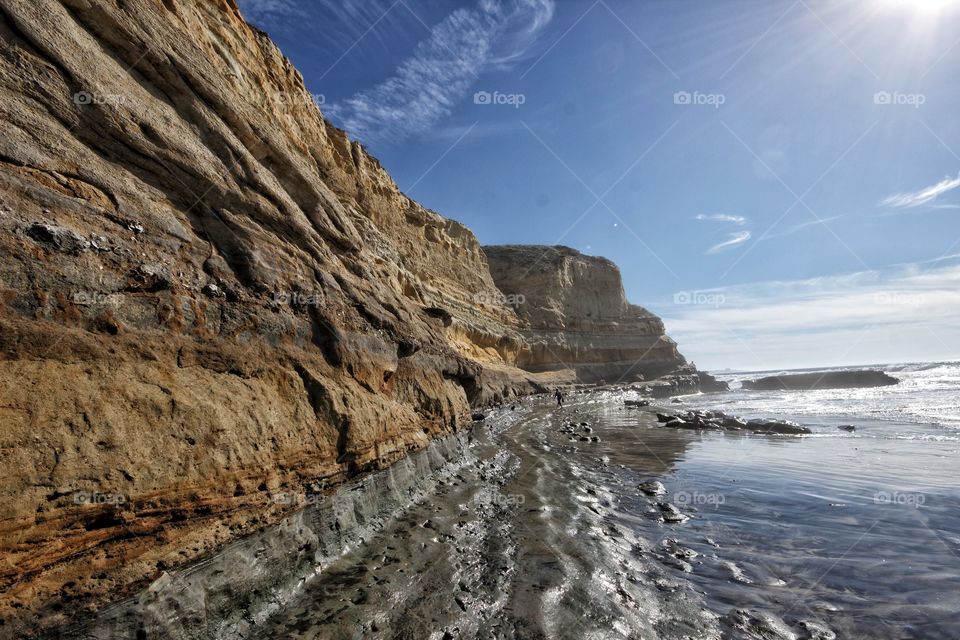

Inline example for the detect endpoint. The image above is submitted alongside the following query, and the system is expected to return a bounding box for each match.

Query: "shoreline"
[35,387,960,639]
[41,395,719,639]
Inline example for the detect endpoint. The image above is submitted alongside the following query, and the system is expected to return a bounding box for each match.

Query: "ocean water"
[707,360,960,432]
[612,361,960,638]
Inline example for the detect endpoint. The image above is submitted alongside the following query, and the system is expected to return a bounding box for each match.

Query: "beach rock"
[723,416,748,429]
[745,420,812,435]
[663,538,699,560]
[797,619,837,640]
[662,556,694,572]
[658,502,689,523]
[656,413,674,423]
[721,608,797,640]
[838,425,856,432]
[638,480,666,496]
[742,370,899,391]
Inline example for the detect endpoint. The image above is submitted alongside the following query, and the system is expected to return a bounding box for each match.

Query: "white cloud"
[661,261,960,370]
[880,172,960,209]
[327,0,554,144]
[696,214,747,225]
[761,214,844,239]
[706,230,751,254]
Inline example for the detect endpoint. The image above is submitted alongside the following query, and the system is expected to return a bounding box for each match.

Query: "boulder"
[638,480,667,496]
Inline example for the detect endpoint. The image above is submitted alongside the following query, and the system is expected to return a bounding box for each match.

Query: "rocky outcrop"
[654,410,812,435]
[742,370,899,391]
[0,0,542,634]
[482,245,688,384]
[697,371,730,393]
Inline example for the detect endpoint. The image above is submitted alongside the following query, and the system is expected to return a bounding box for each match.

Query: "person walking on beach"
[554,388,564,407]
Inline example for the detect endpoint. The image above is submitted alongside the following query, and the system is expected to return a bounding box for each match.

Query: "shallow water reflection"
[590,397,960,639]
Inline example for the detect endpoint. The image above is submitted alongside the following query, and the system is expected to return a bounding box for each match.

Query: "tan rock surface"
[483,245,688,383]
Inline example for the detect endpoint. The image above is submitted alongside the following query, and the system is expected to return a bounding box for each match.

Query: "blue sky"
[238,0,960,370]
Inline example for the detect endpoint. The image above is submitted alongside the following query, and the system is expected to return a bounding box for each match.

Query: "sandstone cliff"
[0,0,706,634]
[483,245,688,384]
[0,0,534,633]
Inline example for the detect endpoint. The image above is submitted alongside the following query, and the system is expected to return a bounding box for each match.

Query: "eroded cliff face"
[0,0,534,633]
[483,245,688,384]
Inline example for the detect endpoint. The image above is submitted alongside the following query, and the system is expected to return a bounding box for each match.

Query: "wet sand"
[257,394,716,639]
[256,390,960,639]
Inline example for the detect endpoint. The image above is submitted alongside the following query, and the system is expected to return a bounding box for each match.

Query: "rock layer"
[482,245,687,384]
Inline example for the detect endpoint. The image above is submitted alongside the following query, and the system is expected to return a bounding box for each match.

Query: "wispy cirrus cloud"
[707,230,751,254]
[762,214,845,240]
[236,0,302,28]
[697,213,751,254]
[696,213,747,225]
[326,0,554,144]
[880,172,960,209]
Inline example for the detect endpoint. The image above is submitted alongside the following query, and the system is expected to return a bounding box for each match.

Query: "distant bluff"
[483,245,688,384]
